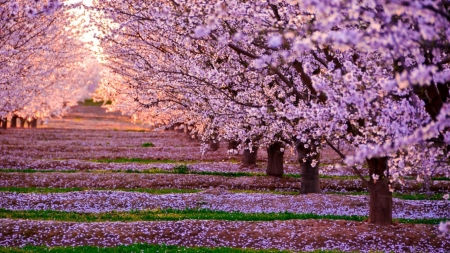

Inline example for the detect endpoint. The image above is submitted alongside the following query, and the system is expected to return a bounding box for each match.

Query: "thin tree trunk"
[19,117,26,128]
[423,174,432,198]
[10,115,18,128]
[296,143,321,194]
[242,146,258,165]
[266,142,284,177]
[30,118,38,128]
[209,138,220,151]
[228,140,239,150]
[367,157,392,225]
[1,118,7,129]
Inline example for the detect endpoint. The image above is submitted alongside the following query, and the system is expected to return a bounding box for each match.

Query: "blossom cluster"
[90,0,450,187]
[0,0,98,122]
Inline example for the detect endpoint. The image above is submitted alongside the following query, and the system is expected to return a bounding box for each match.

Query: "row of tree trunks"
[0,117,37,129]
[210,137,392,225]
[197,136,392,225]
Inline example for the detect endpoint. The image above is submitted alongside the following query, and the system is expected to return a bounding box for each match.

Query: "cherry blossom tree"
[1,0,98,128]
[90,0,450,226]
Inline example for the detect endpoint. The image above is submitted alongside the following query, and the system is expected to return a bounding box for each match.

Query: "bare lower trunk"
[209,138,220,151]
[367,157,392,225]
[296,143,321,194]
[242,146,258,165]
[19,117,26,128]
[423,174,432,198]
[10,115,18,128]
[1,118,7,129]
[227,140,239,150]
[266,142,284,177]
[30,118,38,128]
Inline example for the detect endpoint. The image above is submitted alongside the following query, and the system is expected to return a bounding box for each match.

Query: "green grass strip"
[0,243,347,253]
[0,208,444,224]
[80,99,111,106]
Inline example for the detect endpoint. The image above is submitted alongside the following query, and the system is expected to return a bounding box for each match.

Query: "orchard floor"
[0,104,449,252]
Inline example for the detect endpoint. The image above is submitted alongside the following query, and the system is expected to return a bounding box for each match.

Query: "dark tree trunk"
[10,115,18,128]
[1,118,7,129]
[296,143,321,194]
[227,140,240,150]
[266,142,284,177]
[209,138,220,151]
[30,118,38,128]
[367,157,392,225]
[19,117,26,128]
[242,146,258,165]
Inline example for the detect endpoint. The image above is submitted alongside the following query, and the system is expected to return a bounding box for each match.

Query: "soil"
[0,219,448,252]
[0,104,449,252]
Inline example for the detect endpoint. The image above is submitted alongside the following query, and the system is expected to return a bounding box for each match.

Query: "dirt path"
[0,190,448,219]
[1,172,448,193]
[1,105,449,252]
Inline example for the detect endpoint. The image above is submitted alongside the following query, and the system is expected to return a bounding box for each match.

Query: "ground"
[0,104,449,252]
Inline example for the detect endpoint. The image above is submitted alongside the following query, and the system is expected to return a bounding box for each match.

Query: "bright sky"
[66,0,102,55]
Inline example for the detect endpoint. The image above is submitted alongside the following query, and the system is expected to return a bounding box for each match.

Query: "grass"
[141,142,155,147]
[0,208,444,224]
[173,164,190,174]
[80,99,112,106]
[0,244,347,253]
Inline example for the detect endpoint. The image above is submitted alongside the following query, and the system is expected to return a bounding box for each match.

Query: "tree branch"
[325,138,369,187]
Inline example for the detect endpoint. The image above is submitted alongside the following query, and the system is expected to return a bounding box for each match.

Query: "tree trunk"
[266,142,284,177]
[30,118,38,128]
[1,118,7,129]
[227,140,239,150]
[367,157,392,225]
[423,174,432,198]
[19,117,26,128]
[10,115,18,128]
[242,146,258,165]
[209,138,220,151]
[296,143,321,194]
